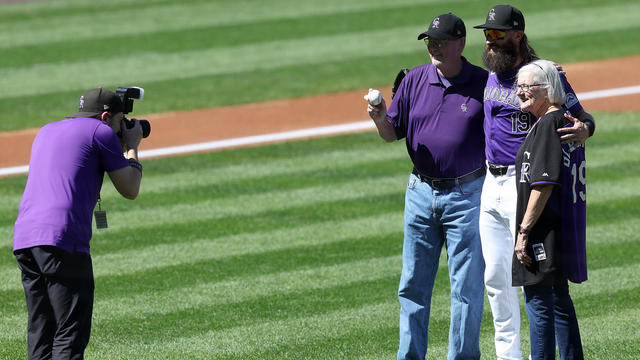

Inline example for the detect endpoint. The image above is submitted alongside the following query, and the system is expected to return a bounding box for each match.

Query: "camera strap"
[94,197,108,229]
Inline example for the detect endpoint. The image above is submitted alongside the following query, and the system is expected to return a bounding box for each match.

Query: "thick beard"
[482,40,518,75]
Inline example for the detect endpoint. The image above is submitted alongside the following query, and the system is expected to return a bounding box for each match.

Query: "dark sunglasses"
[424,38,448,49]
[484,29,506,41]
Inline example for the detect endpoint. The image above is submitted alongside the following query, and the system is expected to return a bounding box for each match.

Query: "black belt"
[487,163,509,176]
[412,167,486,190]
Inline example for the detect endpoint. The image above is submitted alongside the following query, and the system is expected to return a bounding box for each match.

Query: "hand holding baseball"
[364,88,382,106]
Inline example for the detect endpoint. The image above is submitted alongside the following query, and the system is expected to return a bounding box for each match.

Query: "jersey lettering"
[511,112,532,133]
[484,85,520,107]
[520,151,531,183]
[563,146,586,204]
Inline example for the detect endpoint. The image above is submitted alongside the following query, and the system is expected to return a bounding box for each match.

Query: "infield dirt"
[1,55,638,170]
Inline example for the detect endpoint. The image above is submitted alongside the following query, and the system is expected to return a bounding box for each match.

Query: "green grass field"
[1,0,640,359]
[1,113,639,359]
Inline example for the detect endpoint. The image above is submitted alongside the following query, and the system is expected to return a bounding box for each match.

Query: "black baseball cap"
[67,87,124,118]
[417,13,466,41]
[473,4,525,31]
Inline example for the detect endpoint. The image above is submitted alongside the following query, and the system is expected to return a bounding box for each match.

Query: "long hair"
[519,33,537,64]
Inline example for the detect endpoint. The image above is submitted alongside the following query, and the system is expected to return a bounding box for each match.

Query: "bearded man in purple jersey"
[473,5,595,360]
[13,87,144,360]
[368,13,487,360]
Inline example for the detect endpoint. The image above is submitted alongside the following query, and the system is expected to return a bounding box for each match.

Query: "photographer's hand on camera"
[108,118,143,200]
[121,118,143,154]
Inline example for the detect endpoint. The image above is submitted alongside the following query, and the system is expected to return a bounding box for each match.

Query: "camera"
[116,86,150,138]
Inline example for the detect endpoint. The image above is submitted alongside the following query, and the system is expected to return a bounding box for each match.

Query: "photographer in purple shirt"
[13,87,144,359]
[367,13,487,360]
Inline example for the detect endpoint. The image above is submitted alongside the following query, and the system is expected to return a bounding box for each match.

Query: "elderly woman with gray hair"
[512,59,588,360]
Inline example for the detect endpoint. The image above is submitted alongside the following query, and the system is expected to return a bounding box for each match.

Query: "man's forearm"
[578,111,595,137]
[374,117,397,142]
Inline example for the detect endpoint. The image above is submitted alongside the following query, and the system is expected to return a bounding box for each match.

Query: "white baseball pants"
[479,164,524,360]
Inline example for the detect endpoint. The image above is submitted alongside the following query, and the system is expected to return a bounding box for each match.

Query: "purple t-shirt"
[386,58,487,178]
[13,118,129,254]
[483,64,583,166]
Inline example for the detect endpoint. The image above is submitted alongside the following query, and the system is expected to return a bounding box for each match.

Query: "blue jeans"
[397,173,485,360]
[523,272,584,360]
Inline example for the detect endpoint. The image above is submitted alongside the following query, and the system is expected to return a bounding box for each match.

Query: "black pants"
[14,246,94,360]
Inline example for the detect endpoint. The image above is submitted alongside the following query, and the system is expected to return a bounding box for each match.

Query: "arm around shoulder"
[557,110,595,144]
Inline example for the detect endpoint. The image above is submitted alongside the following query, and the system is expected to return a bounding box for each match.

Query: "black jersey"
[513,110,587,286]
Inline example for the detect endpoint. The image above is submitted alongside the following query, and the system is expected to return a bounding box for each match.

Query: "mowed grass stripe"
[0,0,448,48]
[588,177,640,200]
[0,141,407,211]
[95,255,402,319]
[1,210,405,295]
[89,267,640,360]
[11,212,637,299]
[92,213,403,277]
[83,302,398,359]
[3,0,626,69]
[0,0,628,50]
[3,261,636,355]
[0,2,450,69]
[1,170,631,246]
[580,309,640,358]
[0,254,402,342]
[112,144,407,198]
[0,138,409,244]
[0,190,406,289]
[0,26,422,98]
[587,219,640,246]
[3,39,639,131]
[89,174,406,231]
[2,3,639,99]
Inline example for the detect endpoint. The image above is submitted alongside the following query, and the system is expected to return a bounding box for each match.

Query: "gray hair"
[518,59,566,105]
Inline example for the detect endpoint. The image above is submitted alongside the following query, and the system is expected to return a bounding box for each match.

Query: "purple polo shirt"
[386,57,488,178]
[483,63,583,166]
[13,117,129,254]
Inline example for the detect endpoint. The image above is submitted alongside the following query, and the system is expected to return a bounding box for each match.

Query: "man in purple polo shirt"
[473,5,596,360]
[367,13,487,360]
[13,87,145,359]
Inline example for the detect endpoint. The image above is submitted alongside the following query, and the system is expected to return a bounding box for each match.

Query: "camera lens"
[124,118,150,138]
[139,120,150,138]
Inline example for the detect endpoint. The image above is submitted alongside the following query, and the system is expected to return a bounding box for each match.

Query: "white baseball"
[364,89,382,106]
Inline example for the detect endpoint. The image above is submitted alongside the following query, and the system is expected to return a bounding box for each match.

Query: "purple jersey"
[559,136,587,283]
[386,57,487,178]
[484,64,583,166]
[513,110,587,286]
[13,117,129,254]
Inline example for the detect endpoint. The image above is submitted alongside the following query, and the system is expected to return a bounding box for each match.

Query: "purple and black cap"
[67,87,124,118]
[417,13,466,41]
[473,4,525,31]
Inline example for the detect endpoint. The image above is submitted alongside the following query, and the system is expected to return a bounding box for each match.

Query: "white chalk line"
[2,84,639,177]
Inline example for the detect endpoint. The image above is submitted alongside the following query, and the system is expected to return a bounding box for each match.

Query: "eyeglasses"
[424,38,448,48]
[484,29,506,41]
[516,83,547,91]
